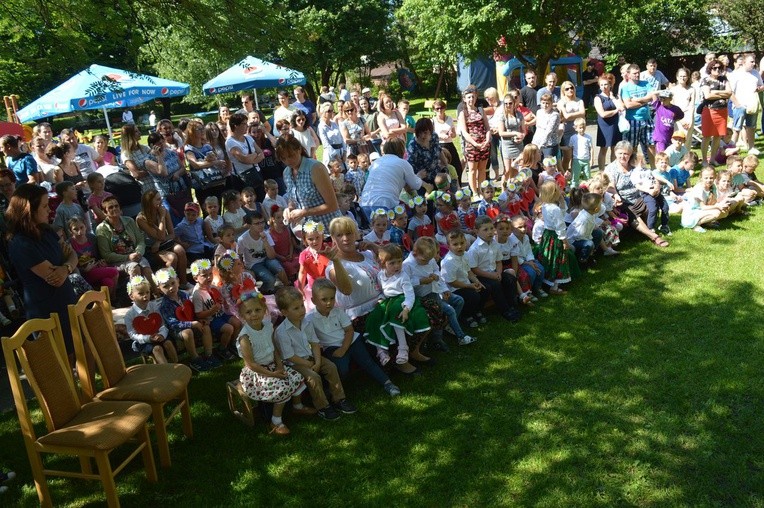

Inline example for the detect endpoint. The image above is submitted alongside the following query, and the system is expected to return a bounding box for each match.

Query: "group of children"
[103,129,762,436]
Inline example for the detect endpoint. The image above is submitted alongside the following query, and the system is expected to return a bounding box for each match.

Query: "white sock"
[293,402,304,409]
[271,415,282,426]
[394,327,409,364]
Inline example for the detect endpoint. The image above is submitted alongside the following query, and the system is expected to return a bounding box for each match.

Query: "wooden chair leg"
[95,451,120,508]
[139,424,158,483]
[151,403,172,468]
[80,456,93,475]
[180,389,193,438]
[28,449,53,508]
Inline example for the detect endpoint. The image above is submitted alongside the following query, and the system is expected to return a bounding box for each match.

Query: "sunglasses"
[434,107,443,110]
[344,108,354,112]
[564,87,574,91]
[711,66,722,70]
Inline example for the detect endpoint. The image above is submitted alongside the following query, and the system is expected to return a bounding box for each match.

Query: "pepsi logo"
[278,78,285,84]
[115,100,123,106]
[78,99,87,107]
[161,87,169,95]
[210,88,216,93]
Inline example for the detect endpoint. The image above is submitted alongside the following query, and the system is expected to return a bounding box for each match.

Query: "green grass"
[2,207,764,506]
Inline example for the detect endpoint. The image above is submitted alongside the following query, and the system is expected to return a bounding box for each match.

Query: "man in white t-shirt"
[729,54,764,154]
[59,129,102,177]
[639,58,669,91]
[122,109,134,124]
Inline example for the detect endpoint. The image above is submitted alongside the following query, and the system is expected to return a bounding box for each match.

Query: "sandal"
[652,236,669,248]
[548,287,567,295]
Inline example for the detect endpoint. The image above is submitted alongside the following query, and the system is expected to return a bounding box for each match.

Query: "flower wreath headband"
[493,213,512,224]
[434,191,452,203]
[543,156,557,167]
[480,180,496,189]
[393,204,406,217]
[455,188,472,200]
[127,275,148,294]
[371,208,395,220]
[190,259,212,277]
[217,250,239,272]
[409,195,425,207]
[303,220,325,235]
[238,289,265,305]
[152,267,177,285]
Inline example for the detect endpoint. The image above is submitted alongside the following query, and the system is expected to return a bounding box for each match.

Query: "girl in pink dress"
[297,220,331,310]
[267,205,299,280]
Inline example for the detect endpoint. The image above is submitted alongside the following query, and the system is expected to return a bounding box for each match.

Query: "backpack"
[365,111,379,133]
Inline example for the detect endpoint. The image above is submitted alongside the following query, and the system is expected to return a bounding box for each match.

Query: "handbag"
[240,137,264,189]
[190,168,226,190]
[695,100,706,115]
[617,111,630,134]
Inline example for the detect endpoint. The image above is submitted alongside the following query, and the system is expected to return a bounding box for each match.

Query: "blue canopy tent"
[202,56,306,109]
[16,64,190,138]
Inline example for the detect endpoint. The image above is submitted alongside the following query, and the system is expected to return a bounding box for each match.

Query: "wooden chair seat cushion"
[97,364,192,403]
[37,400,152,451]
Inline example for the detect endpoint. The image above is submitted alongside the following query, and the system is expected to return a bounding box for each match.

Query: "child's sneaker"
[204,354,222,369]
[530,295,539,302]
[317,405,342,421]
[189,357,208,372]
[384,381,401,396]
[458,335,477,346]
[475,312,487,324]
[603,247,620,256]
[334,399,357,414]
[535,289,549,298]
[693,226,707,233]
[216,347,236,362]
[0,313,11,327]
[659,225,673,236]
[465,317,479,328]
[377,349,391,367]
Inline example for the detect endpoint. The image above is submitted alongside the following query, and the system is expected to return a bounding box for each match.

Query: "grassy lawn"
[1,205,763,506]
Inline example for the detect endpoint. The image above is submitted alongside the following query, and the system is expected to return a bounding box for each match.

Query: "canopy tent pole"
[254,89,259,110]
[102,106,113,143]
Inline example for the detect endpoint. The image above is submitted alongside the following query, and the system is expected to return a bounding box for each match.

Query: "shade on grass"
[1,210,763,507]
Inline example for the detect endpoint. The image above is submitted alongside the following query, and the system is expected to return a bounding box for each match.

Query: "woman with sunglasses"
[290,109,320,159]
[593,73,624,170]
[432,99,463,182]
[340,103,371,156]
[699,59,732,166]
[497,90,525,181]
[558,81,585,174]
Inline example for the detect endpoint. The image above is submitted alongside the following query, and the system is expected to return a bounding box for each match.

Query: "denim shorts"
[732,107,757,130]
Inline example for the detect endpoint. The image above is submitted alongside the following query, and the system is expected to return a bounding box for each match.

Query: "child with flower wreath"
[190,259,242,362]
[476,180,501,218]
[455,187,477,234]
[297,220,332,308]
[388,205,413,256]
[363,208,393,245]
[156,267,219,372]
[124,275,178,364]
[407,196,434,241]
[217,250,259,320]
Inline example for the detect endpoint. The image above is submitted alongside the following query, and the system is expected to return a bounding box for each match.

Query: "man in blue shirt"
[0,135,39,187]
[621,64,659,166]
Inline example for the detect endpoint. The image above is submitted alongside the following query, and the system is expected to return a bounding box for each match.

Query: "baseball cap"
[362,87,371,94]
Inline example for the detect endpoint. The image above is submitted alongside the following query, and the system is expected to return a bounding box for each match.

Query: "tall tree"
[714,0,764,54]
[397,0,623,75]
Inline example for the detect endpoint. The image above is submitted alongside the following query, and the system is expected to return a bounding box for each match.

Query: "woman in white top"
[557,81,585,174]
[30,136,58,184]
[339,102,371,156]
[431,99,463,180]
[317,102,346,166]
[359,138,423,219]
[226,113,266,200]
[670,67,696,134]
[290,109,320,159]
[376,93,407,142]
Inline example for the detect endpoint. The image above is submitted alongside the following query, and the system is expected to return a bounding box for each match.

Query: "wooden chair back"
[70,287,127,399]
[2,314,79,437]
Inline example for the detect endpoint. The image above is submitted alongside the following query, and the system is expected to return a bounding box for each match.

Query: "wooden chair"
[69,287,193,468]
[2,314,157,508]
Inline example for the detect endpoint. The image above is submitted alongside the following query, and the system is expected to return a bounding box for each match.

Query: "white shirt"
[225,135,259,176]
[467,236,501,273]
[541,203,567,240]
[74,144,99,177]
[326,251,381,320]
[124,301,168,344]
[632,167,656,188]
[495,235,513,262]
[275,318,317,361]
[566,209,598,241]
[639,70,669,90]
[363,230,391,245]
[402,254,447,297]
[570,133,592,160]
[237,230,275,268]
[729,68,764,108]
[237,321,275,365]
[305,308,358,349]
[377,269,415,309]
[509,232,535,263]
[360,155,423,209]
[440,251,473,291]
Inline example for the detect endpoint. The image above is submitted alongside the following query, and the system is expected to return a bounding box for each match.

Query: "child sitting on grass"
[175,202,216,262]
[364,208,392,245]
[124,275,178,364]
[509,215,547,302]
[222,189,248,236]
[297,220,330,307]
[305,278,401,397]
[274,286,356,420]
[681,167,730,233]
[217,250,259,320]
[408,195,434,240]
[262,179,288,221]
[267,205,300,281]
[236,290,306,436]
[190,259,241,362]
[566,193,605,268]
[156,267,220,372]
[440,230,486,328]
[204,196,225,241]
